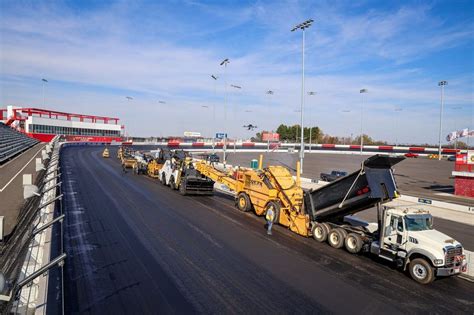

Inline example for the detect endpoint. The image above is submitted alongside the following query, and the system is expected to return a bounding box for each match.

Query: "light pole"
[451,106,462,150]
[359,89,368,155]
[41,78,48,107]
[266,90,274,151]
[220,58,230,164]
[438,80,447,160]
[394,107,402,146]
[292,18,313,174]
[211,74,218,153]
[307,91,316,152]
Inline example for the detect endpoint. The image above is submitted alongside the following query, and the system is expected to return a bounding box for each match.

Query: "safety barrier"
[0,136,66,314]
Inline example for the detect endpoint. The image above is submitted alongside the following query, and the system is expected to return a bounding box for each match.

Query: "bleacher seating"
[0,123,39,164]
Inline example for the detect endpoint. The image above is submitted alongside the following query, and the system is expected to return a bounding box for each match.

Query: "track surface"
[61,146,474,313]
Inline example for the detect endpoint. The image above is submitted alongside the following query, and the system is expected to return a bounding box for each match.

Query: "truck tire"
[312,223,328,242]
[344,233,363,254]
[328,228,345,249]
[236,193,252,212]
[161,173,167,185]
[179,182,187,195]
[409,258,435,284]
[265,201,280,223]
[169,176,177,190]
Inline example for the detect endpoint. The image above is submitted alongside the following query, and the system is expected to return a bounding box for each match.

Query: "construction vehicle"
[147,149,171,179]
[121,150,136,169]
[117,147,123,159]
[195,154,306,234]
[196,154,466,284]
[159,150,214,195]
[102,147,110,158]
[131,154,149,175]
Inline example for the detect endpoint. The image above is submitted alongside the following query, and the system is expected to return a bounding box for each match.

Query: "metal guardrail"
[0,136,66,314]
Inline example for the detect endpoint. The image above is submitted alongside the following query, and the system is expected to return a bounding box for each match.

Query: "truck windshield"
[404,215,433,231]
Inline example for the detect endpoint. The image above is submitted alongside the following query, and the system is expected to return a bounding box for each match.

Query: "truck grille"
[445,245,463,267]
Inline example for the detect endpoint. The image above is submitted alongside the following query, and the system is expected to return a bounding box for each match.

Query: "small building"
[452,151,474,198]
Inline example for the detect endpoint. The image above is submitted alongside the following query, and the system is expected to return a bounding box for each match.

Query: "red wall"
[454,177,474,198]
[27,133,121,143]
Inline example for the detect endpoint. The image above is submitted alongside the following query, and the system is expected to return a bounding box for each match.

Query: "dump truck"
[159,150,214,195]
[196,154,466,284]
[304,154,466,284]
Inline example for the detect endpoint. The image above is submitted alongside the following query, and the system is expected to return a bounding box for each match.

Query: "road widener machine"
[159,150,214,195]
[195,157,306,234]
[196,154,466,284]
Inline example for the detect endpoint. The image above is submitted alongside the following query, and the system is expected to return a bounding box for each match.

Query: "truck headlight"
[434,259,444,265]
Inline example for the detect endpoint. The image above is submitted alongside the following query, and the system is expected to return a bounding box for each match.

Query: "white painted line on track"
[0,146,45,192]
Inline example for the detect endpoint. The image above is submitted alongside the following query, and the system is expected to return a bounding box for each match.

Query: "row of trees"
[253,124,387,145]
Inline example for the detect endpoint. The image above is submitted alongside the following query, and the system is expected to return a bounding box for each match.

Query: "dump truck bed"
[304,155,404,223]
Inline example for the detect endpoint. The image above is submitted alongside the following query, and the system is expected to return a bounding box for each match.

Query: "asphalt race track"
[60,146,474,313]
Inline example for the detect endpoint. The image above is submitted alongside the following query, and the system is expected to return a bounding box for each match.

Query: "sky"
[0,0,473,144]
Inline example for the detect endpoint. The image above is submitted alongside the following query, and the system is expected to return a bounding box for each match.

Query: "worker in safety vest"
[265,206,275,235]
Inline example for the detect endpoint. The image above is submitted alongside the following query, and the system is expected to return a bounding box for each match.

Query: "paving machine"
[147,149,171,179]
[102,147,110,158]
[159,150,214,195]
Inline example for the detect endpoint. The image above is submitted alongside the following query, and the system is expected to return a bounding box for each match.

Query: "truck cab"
[374,207,466,284]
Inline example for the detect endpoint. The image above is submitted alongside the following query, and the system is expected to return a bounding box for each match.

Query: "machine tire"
[236,193,252,212]
[344,233,363,254]
[328,228,345,249]
[169,176,177,190]
[409,258,435,284]
[179,182,187,195]
[265,201,280,223]
[161,173,167,185]
[312,223,328,242]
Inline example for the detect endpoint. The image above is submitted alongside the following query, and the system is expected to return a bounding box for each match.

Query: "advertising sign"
[262,132,280,141]
[184,131,201,137]
[468,150,474,165]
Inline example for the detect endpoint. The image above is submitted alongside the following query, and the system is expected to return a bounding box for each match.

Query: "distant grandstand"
[1,106,123,143]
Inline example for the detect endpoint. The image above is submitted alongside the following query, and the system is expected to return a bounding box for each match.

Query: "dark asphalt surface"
[61,146,474,314]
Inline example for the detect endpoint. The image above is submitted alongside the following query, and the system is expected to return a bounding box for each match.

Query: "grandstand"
[0,122,39,164]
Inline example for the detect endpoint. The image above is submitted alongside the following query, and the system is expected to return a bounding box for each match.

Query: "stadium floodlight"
[220,58,230,163]
[125,96,133,101]
[230,84,241,89]
[202,105,209,108]
[291,18,314,174]
[211,74,218,80]
[266,90,274,95]
[158,100,166,104]
[359,88,368,155]
[438,80,448,160]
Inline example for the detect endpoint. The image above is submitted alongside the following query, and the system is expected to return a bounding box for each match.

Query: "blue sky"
[0,0,473,144]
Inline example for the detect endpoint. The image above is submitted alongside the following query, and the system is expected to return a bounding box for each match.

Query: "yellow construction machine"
[102,147,110,158]
[195,156,309,236]
[147,149,171,179]
[117,147,123,159]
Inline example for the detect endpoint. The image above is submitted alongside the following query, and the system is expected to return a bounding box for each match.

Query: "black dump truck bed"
[304,154,405,223]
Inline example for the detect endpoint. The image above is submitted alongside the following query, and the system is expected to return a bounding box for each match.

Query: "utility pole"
[307,91,316,152]
[359,89,368,155]
[438,80,447,160]
[220,58,229,164]
[292,18,313,174]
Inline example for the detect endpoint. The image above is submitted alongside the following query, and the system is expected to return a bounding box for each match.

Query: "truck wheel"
[161,173,167,185]
[179,182,187,195]
[345,233,363,254]
[236,193,252,212]
[409,258,435,284]
[169,176,177,190]
[265,201,280,223]
[312,223,328,242]
[328,228,345,249]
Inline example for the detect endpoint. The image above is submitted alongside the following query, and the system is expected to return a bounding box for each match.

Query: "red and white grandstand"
[0,106,122,143]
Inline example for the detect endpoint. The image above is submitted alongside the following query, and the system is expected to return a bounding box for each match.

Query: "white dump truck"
[304,155,467,284]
